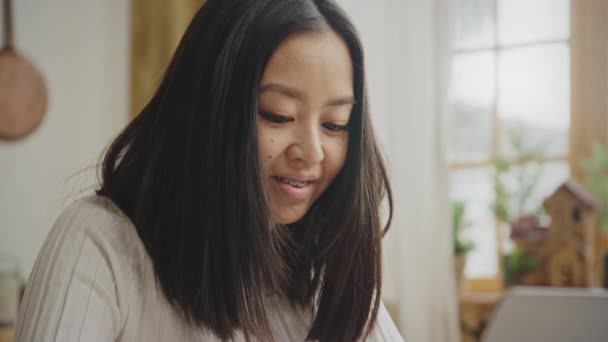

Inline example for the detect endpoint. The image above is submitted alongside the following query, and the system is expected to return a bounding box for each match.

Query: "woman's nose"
[286,126,324,166]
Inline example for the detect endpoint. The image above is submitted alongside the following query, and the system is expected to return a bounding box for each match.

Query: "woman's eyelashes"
[258,112,349,132]
[259,111,293,124]
[322,122,349,132]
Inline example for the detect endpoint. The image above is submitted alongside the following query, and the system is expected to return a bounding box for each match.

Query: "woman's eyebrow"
[325,97,357,108]
[260,83,356,108]
[260,83,305,102]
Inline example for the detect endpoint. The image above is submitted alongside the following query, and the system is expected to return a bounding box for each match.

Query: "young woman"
[15,0,402,341]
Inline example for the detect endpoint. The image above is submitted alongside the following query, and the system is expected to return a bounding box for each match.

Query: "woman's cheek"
[327,135,348,169]
[258,126,285,166]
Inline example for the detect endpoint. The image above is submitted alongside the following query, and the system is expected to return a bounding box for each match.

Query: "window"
[449,0,571,280]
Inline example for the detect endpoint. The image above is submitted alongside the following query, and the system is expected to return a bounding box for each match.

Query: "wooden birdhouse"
[542,180,599,287]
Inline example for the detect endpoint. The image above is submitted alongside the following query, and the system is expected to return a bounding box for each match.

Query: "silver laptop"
[483,286,608,342]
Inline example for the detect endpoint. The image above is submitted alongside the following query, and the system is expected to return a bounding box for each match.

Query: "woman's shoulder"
[57,194,130,232]
[44,194,144,267]
[51,195,139,251]
[43,194,149,286]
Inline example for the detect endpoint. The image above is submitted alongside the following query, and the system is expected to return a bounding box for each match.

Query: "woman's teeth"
[274,176,308,188]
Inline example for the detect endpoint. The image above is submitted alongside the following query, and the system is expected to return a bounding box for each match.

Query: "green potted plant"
[491,129,546,287]
[453,200,474,294]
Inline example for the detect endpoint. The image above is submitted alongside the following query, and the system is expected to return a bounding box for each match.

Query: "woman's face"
[257,30,354,224]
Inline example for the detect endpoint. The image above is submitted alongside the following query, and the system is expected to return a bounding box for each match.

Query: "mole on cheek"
[267,155,272,159]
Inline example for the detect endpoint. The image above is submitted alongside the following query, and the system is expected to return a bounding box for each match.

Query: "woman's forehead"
[260,30,354,104]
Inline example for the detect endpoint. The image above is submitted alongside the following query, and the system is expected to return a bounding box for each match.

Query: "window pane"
[498,43,570,158]
[449,52,495,163]
[455,0,495,50]
[451,167,497,278]
[498,0,570,45]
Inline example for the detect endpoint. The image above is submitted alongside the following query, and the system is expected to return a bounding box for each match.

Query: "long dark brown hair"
[97,0,393,340]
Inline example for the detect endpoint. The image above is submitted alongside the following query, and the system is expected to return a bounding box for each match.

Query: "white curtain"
[339,1,459,341]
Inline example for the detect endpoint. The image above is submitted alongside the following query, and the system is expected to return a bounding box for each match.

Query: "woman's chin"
[271,205,309,225]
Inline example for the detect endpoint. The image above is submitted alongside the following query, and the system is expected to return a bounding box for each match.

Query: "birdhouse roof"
[553,179,599,210]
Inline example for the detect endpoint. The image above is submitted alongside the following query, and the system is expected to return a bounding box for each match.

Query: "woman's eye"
[323,122,349,132]
[259,112,293,124]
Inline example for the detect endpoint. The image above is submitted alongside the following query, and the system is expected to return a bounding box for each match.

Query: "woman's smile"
[271,174,318,201]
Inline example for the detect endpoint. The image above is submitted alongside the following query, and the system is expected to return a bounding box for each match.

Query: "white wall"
[0,0,130,279]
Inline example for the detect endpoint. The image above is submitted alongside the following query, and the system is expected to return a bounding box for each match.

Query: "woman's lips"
[272,176,314,201]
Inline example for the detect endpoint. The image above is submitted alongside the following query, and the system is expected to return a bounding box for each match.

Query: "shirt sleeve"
[365,301,404,342]
[15,205,122,342]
